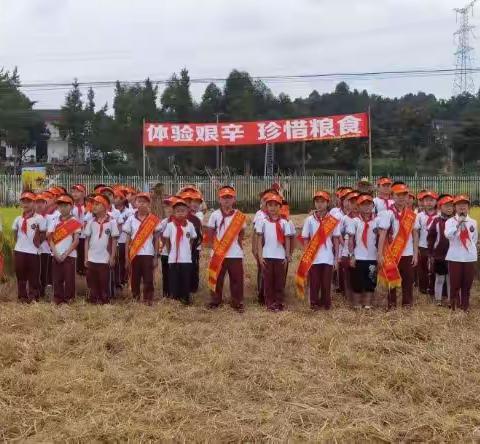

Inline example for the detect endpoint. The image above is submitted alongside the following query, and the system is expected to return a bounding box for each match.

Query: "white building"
[3,109,70,163]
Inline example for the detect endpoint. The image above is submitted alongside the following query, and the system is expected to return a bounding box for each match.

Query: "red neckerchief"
[380,196,391,211]
[424,210,436,227]
[360,213,374,248]
[219,208,235,231]
[94,215,110,239]
[74,201,84,220]
[21,211,34,234]
[267,215,285,246]
[458,216,471,251]
[172,217,187,262]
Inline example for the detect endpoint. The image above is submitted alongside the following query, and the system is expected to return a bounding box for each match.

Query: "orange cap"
[56,195,74,205]
[98,186,114,195]
[335,187,351,198]
[453,194,470,204]
[114,190,127,199]
[48,187,63,197]
[190,190,203,201]
[264,193,283,205]
[345,191,360,201]
[92,194,111,210]
[421,191,439,200]
[338,188,353,199]
[35,193,48,202]
[218,186,236,198]
[20,192,36,201]
[438,195,454,207]
[179,185,199,194]
[391,184,409,195]
[71,184,86,193]
[172,198,188,208]
[179,190,197,200]
[42,191,54,200]
[377,177,393,186]
[356,194,373,206]
[135,192,151,202]
[313,191,330,202]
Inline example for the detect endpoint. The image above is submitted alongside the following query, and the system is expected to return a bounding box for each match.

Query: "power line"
[11,67,480,93]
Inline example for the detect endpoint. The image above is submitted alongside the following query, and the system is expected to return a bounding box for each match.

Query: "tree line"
[2,67,480,175]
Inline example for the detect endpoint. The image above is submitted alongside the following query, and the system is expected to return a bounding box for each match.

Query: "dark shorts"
[434,259,448,276]
[351,260,377,293]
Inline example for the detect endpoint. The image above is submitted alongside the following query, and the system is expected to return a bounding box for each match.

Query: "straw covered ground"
[1,214,480,442]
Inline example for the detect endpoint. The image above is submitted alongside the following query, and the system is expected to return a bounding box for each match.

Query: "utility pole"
[301,140,306,174]
[453,0,479,95]
[264,143,275,177]
[214,112,224,171]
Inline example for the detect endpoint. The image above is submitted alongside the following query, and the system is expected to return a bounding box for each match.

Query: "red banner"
[143,112,368,147]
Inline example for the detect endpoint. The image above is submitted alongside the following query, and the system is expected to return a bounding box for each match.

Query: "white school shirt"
[47,216,81,258]
[445,216,478,262]
[117,207,133,244]
[109,206,123,224]
[377,209,420,257]
[255,217,292,260]
[207,209,246,259]
[159,217,170,256]
[39,231,51,255]
[340,214,354,257]
[417,210,438,249]
[12,213,46,254]
[346,215,381,261]
[287,219,296,238]
[253,209,267,225]
[72,203,86,239]
[84,217,119,264]
[41,212,61,254]
[329,207,344,220]
[373,197,394,215]
[329,208,349,257]
[162,220,197,264]
[301,214,341,265]
[122,213,161,256]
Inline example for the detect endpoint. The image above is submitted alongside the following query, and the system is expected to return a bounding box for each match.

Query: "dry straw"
[1,215,480,441]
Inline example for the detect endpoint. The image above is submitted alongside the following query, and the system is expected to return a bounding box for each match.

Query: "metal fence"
[2,174,480,211]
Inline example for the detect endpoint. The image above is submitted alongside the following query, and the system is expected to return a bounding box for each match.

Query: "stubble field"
[1,212,480,441]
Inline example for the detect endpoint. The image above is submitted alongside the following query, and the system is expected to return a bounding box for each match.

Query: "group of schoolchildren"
[8,177,479,312]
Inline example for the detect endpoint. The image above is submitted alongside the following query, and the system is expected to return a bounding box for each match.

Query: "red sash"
[378,208,416,289]
[295,214,339,299]
[128,213,160,261]
[51,218,82,245]
[207,211,246,292]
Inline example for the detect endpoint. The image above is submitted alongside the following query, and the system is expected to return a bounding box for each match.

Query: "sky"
[0,0,477,111]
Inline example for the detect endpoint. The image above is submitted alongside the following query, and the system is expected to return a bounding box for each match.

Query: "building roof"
[35,109,63,122]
